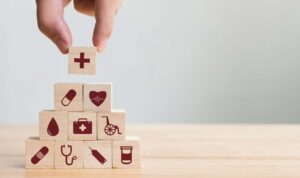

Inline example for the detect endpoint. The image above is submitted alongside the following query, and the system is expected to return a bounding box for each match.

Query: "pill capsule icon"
[31,146,49,164]
[61,89,77,106]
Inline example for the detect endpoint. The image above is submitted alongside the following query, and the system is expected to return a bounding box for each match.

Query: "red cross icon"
[79,124,87,132]
[74,52,90,68]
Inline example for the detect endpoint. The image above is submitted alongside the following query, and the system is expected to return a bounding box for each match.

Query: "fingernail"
[97,39,108,53]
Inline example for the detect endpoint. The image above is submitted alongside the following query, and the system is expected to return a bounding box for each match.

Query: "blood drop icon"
[47,118,59,136]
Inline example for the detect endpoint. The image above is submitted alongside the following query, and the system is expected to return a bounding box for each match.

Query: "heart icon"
[89,91,106,106]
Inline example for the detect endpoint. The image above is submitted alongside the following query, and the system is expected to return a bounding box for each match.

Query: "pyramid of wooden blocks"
[26,83,141,169]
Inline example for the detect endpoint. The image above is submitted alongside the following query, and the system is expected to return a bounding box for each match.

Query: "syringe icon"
[89,147,107,165]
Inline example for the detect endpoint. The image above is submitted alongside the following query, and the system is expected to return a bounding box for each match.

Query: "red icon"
[61,144,77,166]
[61,89,76,106]
[89,147,107,165]
[73,118,92,134]
[31,146,49,164]
[103,116,122,136]
[47,117,59,136]
[74,52,90,68]
[120,146,132,164]
[89,91,106,106]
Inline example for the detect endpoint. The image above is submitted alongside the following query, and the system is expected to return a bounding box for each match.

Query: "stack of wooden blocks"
[25,47,141,169]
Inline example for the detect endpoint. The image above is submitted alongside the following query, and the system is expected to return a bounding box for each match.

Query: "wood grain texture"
[1,124,300,177]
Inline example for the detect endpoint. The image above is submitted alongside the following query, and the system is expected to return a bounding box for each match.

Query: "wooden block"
[69,112,97,140]
[54,140,83,168]
[54,83,83,111]
[97,110,125,140]
[83,141,112,168]
[83,83,112,112]
[39,110,68,140]
[112,136,141,168]
[25,137,55,169]
[68,47,97,75]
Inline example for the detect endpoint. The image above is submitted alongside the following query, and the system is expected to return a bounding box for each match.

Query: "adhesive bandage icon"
[61,89,76,106]
[31,146,49,164]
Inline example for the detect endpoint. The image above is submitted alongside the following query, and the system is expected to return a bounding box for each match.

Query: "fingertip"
[93,34,108,53]
[59,47,69,54]
[95,40,107,53]
[54,35,72,54]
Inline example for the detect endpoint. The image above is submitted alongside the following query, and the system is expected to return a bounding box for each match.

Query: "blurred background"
[0,0,299,123]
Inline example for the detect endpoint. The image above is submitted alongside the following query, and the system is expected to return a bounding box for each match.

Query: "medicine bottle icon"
[120,146,132,164]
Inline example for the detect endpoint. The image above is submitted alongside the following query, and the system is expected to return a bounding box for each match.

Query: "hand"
[36,0,122,54]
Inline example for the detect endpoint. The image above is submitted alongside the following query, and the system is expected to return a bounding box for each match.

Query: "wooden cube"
[83,141,112,168]
[54,83,83,111]
[39,110,68,140]
[68,47,97,75]
[54,140,83,169]
[25,137,55,169]
[97,110,125,140]
[112,136,141,168]
[83,83,112,112]
[69,112,97,140]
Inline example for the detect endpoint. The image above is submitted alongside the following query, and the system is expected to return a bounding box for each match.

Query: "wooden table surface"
[0,124,300,178]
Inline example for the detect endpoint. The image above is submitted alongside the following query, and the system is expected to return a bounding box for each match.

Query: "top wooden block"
[68,47,97,75]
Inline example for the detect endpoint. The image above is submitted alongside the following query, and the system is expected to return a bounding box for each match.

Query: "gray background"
[0,0,299,123]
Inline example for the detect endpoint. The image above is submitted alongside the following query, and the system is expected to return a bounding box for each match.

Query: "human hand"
[36,0,122,54]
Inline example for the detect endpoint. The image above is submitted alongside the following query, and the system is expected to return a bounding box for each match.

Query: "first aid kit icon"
[73,118,92,134]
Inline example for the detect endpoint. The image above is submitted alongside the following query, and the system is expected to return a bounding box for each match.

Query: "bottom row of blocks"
[26,136,140,169]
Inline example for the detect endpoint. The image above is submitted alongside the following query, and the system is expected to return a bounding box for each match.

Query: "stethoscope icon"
[61,144,77,166]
